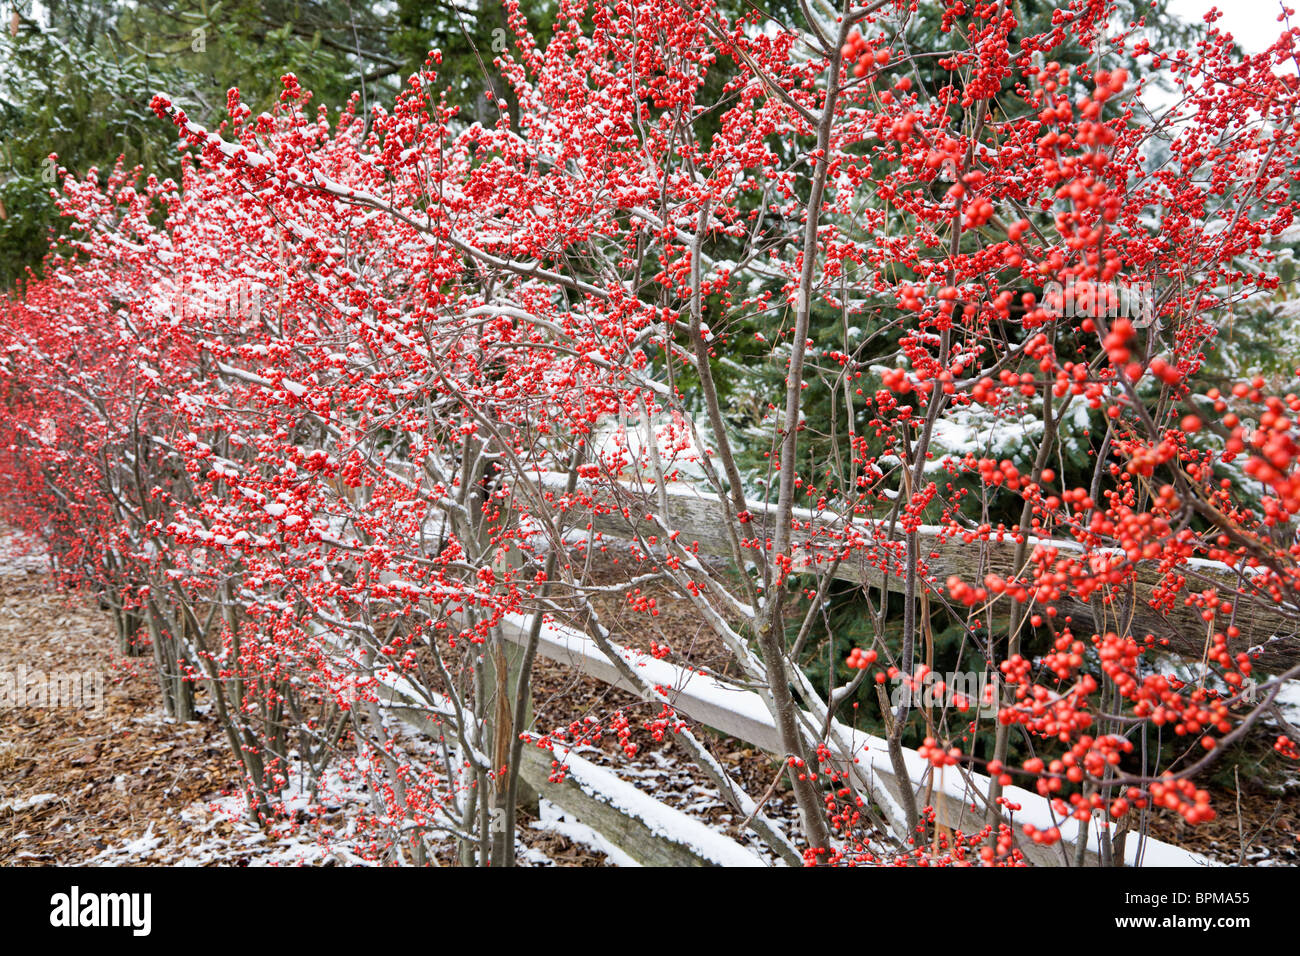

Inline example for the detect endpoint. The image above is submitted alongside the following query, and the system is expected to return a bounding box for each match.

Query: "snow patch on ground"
[1275,679,1300,727]
[0,792,58,813]
[0,530,47,576]
[77,750,614,867]
[80,775,375,867]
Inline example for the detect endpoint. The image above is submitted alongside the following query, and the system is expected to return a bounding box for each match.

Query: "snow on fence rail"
[436,609,1210,867]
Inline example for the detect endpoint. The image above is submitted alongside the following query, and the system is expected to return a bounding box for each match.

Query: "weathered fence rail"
[528,473,1300,672]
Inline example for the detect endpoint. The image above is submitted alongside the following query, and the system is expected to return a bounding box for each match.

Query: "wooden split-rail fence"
[373,472,1290,866]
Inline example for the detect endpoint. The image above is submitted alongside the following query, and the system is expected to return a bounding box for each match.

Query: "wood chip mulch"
[0,566,233,864]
